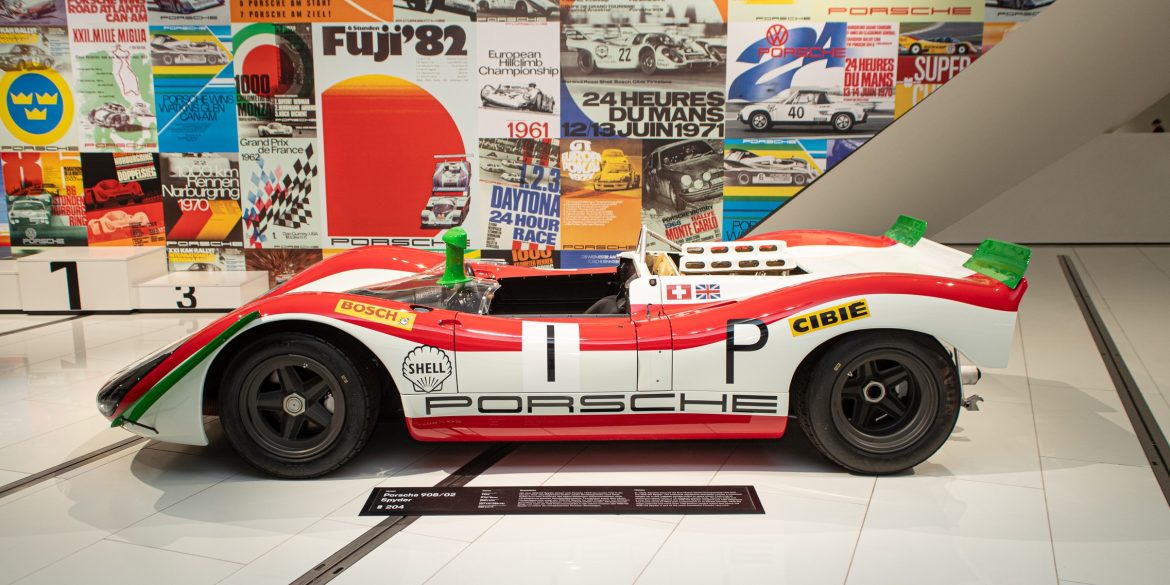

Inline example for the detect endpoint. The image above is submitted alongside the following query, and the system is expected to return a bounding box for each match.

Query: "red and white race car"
[98,217,1030,479]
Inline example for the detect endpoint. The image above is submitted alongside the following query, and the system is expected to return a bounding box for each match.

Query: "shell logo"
[402,345,453,393]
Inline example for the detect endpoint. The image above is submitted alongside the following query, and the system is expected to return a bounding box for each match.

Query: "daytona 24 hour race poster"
[315,21,479,249]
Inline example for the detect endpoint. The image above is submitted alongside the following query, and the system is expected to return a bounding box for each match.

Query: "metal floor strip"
[0,435,147,499]
[1059,255,1170,504]
[0,314,88,338]
[291,443,518,585]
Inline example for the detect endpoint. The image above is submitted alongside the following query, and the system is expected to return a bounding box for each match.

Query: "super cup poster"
[0,0,1056,278]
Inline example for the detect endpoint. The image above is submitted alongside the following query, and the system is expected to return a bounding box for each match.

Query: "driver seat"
[646,252,680,276]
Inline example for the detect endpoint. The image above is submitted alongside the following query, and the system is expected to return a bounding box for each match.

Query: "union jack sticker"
[695,283,721,300]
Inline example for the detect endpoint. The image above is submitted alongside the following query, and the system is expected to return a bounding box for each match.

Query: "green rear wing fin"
[963,239,1032,289]
[885,215,927,247]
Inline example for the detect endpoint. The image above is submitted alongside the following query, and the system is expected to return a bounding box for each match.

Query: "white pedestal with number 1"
[136,271,269,310]
[16,247,167,312]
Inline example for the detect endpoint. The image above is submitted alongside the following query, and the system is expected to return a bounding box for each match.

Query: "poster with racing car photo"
[0,0,66,26]
[67,2,158,152]
[314,22,479,249]
[477,0,557,22]
[150,25,238,152]
[558,137,642,252]
[641,138,721,247]
[239,137,322,248]
[560,0,727,139]
[2,151,86,246]
[233,23,316,140]
[79,152,166,246]
[0,26,78,151]
[167,245,243,271]
[232,0,393,22]
[722,138,825,240]
[985,0,1053,22]
[729,0,984,23]
[894,22,979,118]
[148,0,232,25]
[160,152,243,252]
[245,247,322,287]
[477,21,559,139]
[726,20,896,139]
[392,0,475,22]
[478,137,560,251]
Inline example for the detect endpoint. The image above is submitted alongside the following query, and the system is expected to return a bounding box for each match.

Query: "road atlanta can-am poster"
[314,22,479,249]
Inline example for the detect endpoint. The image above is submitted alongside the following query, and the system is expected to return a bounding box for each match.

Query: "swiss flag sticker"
[667,284,692,301]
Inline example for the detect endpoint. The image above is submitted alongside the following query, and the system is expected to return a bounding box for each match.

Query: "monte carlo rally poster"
[0,0,1053,277]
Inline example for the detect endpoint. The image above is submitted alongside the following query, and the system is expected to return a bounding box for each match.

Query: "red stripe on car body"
[405,413,788,441]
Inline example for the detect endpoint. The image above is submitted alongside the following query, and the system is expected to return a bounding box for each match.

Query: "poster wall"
[0,0,1054,279]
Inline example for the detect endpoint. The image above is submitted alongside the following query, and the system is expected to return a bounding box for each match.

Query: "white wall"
[749,0,1170,243]
[1112,92,1170,134]
[937,135,1170,243]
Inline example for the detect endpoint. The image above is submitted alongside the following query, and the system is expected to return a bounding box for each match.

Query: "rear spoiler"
[884,214,1031,289]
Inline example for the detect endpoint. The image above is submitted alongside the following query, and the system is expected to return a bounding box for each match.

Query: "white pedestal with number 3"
[16,247,167,312]
[135,271,269,310]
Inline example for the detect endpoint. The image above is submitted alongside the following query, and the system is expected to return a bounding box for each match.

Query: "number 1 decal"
[522,321,580,392]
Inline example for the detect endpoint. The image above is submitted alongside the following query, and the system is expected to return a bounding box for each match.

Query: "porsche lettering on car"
[480,84,556,113]
[739,87,873,133]
[421,155,472,229]
[724,149,820,187]
[898,35,980,55]
[97,217,1030,480]
[566,25,721,75]
[151,33,230,66]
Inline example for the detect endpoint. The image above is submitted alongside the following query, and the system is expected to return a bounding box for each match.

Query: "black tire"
[737,172,751,185]
[577,50,595,75]
[956,45,967,55]
[162,54,174,65]
[220,332,381,478]
[793,173,807,186]
[748,111,771,131]
[909,44,921,55]
[794,331,960,474]
[831,112,854,132]
[638,48,657,75]
[515,1,527,13]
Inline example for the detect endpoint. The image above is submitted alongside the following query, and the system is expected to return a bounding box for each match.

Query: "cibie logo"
[1,69,73,146]
[559,140,602,182]
[766,24,789,47]
[402,345,453,393]
[789,299,870,337]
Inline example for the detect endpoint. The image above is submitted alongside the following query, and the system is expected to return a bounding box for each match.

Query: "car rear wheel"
[831,112,854,132]
[736,172,751,185]
[795,331,960,474]
[794,173,807,186]
[577,50,596,75]
[220,332,381,478]
[748,111,771,131]
[956,45,968,54]
[909,44,921,55]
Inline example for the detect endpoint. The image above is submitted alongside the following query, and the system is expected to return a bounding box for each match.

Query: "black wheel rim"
[830,349,937,454]
[239,355,346,460]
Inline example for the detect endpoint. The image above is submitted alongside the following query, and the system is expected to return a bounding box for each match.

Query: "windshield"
[350,268,500,315]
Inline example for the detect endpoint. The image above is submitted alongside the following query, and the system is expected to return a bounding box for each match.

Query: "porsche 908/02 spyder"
[98,217,1030,479]
[738,87,873,133]
[725,149,820,186]
[480,84,556,113]
[421,155,472,229]
[565,25,722,75]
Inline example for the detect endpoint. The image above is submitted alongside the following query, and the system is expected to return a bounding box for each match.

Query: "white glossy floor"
[1,247,1168,585]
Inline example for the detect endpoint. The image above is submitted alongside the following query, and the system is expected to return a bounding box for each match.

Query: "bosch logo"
[765,25,788,47]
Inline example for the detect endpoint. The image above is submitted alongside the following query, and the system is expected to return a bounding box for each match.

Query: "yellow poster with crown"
[0,26,77,150]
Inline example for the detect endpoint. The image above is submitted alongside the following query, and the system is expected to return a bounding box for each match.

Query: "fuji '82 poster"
[315,22,479,249]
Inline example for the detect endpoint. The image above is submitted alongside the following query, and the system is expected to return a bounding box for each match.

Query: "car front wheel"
[577,50,596,75]
[639,49,658,75]
[220,332,381,478]
[909,44,921,55]
[795,331,960,474]
[748,111,771,131]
